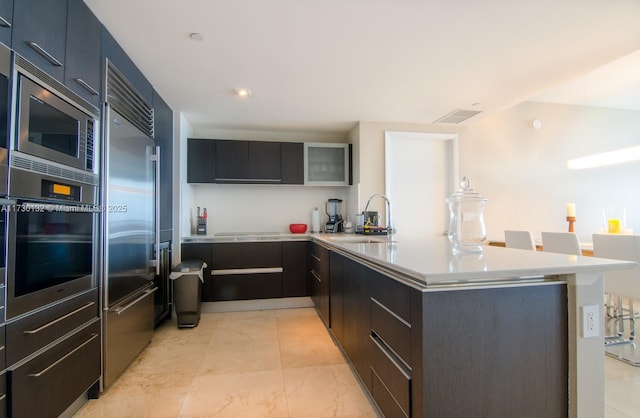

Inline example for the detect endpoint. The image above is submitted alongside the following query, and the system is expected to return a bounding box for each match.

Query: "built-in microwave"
[14,71,96,173]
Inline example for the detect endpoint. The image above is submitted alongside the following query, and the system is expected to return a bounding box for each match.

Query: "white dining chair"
[505,230,536,250]
[592,233,640,365]
[541,232,582,255]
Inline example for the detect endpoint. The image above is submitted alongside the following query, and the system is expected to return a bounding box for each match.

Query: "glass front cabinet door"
[304,143,351,186]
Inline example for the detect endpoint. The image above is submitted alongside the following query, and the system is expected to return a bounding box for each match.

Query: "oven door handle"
[23,302,95,335]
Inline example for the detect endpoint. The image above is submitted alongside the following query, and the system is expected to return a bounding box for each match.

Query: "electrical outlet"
[582,305,599,338]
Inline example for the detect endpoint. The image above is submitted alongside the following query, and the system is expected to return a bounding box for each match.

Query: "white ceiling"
[84,0,640,135]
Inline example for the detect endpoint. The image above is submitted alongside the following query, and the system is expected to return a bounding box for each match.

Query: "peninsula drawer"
[371,297,411,366]
[371,368,410,418]
[10,319,100,418]
[6,289,98,366]
[370,271,411,324]
[211,242,281,269]
[370,334,411,418]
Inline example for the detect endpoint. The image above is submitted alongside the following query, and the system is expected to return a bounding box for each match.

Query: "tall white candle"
[566,203,576,217]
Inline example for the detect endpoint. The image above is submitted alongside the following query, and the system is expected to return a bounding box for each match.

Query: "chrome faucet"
[363,193,396,236]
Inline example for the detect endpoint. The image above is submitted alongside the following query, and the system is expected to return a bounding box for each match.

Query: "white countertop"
[182,232,635,290]
[313,233,635,289]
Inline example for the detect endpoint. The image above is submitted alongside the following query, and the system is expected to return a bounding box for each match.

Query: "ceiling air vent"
[434,108,482,124]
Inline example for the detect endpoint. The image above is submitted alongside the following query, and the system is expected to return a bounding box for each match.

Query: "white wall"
[459,101,640,243]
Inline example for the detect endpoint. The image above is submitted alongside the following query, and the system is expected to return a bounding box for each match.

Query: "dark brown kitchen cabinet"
[281,142,304,184]
[9,319,100,418]
[154,89,174,242]
[65,0,101,107]
[101,27,153,105]
[328,251,345,343]
[187,138,216,183]
[282,241,308,297]
[215,140,281,183]
[309,242,330,326]
[12,0,67,82]
[0,0,12,48]
[215,140,248,181]
[0,371,6,418]
[341,255,372,391]
[323,248,569,418]
[210,242,283,301]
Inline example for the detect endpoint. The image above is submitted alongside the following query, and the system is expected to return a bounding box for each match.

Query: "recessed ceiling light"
[189,33,204,41]
[234,88,252,97]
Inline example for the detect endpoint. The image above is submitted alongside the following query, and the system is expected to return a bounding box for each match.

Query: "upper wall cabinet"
[12,0,68,83]
[304,143,352,186]
[0,1,13,47]
[187,139,349,186]
[101,27,153,105]
[215,140,282,184]
[187,138,216,183]
[65,0,101,107]
[281,142,304,185]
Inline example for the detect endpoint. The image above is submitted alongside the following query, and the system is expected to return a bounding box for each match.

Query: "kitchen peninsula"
[183,233,634,418]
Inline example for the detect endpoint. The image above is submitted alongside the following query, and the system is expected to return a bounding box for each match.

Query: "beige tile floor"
[74,308,379,417]
[73,307,640,418]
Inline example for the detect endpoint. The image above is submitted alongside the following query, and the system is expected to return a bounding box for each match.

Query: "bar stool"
[593,233,640,366]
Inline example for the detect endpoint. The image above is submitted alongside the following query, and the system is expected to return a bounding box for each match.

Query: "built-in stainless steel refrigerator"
[101,62,159,388]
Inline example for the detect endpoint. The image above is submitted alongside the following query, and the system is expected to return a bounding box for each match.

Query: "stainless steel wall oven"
[5,171,97,319]
[6,58,99,320]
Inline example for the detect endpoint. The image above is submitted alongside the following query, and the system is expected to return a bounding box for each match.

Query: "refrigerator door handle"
[152,145,161,275]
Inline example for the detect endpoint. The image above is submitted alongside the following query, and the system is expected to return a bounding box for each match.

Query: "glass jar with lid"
[446,177,487,253]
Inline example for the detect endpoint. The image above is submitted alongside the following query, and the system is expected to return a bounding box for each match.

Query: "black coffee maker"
[325,198,343,232]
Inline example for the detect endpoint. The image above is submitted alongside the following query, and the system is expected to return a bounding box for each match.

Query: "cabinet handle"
[0,16,10,28]
[113,287,158,315]
[73,78,99,96]
[311,269,321,282]
[371,332,412,379]
[28,333,98,378]
[25,41,63,67]
[215,178,282,184]
[310,253,321,263]
[371,297,412,329]
[211,267,283,276]
[23,302,95,335]
[0,394,5,401]
[0,345,4,351]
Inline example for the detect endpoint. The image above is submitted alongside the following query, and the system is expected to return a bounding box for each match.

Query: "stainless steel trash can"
[170,260,207,328]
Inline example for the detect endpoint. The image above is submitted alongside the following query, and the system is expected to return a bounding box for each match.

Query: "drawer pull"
[0,16,10,28]
[371,297,411,329]
[23,302,95,335]
[371,332,412,379]
[73,78,99,95]
[0,393,5,401]
[28,333,98,378]
[211,267,283,276]
[0,345,4,351]
[24,41,63,67]
[310,253,321,263]
[114,287,158,315]
[311,269,321,282]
